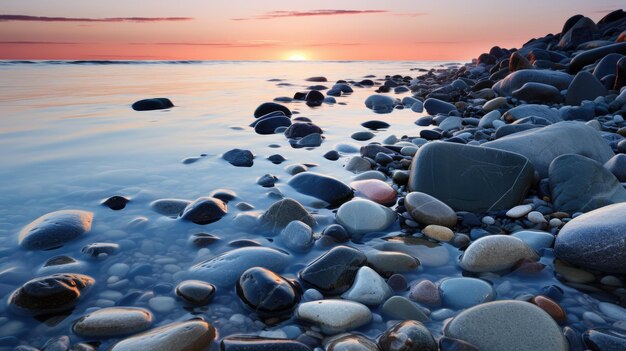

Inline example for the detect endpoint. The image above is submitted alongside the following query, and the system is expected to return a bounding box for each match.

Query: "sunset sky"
[0,0,622,60]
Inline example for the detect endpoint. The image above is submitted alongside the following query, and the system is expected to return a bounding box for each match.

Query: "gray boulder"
[565,71,607,106]
[502,104,561,123]
[493,69,572,96]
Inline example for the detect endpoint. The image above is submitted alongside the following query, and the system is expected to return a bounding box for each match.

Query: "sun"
[287,53,307,61]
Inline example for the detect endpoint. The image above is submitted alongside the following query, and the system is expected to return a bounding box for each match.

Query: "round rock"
[73,307,153,337]
[439,277,495,309]
[404,192,457,228]
[295,299,372,335]
[459,235,539,272]
[109,320,216,351]
[340,266,392,306]
[176,280,216,306]
[336,199,396,237]
[379,320,437,351]
[18,210,93,250]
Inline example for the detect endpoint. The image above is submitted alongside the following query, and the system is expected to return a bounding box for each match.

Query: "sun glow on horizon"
[286,53,307,61]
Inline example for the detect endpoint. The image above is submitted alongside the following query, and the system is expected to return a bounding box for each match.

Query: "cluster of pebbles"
[4,8,626,351]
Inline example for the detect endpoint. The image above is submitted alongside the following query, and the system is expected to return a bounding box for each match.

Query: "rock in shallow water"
[299,245,366,295]
[260,198,316,232]
[288,172,353,206]
[439,277,495,309]
[549,154,626,214]
[351,179,397,206]
[444,300,568,351]
[254,102,291,118]
[408,142,534,212]
[176,280,216,306]
[336,199,396,237]
[379,320,438,351]
[180,197,228,225]
[459,235,538,272]
[109,319,216,351]
[150,198,191,217]
[8,273,94,316]
[131,98,173,111]
[326,334,378,351]
[364,95,395,114]
[295,299,371,334]
[221,336,312,351]
[73,307,152,337]
[236,267,300,318]
[341,266,392,306]
[404,192,457,228]
[554,202,626,274]
[18,210,93,250]
[280,220,314,252]
[223,148,254,167]
[189,246,291,287]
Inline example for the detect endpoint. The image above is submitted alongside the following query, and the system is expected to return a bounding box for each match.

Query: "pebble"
[409,280,441,306]
[381,296,429,322]
[288,172,354,206]
[365,250,420,276]
[350,179,397,206]
[364,95,395,114]
[299,245,366,295]
[223,148,254,167]
[148,296,176,313]
[340,266,392,306]
[439,277,495,309]
[459,235,539,272]
[260,198,315,232]
[236,267,300,318]
[295,299,372,334]
[221,336,311,351]
[379,320,437,351]
[180,197,228,225]
[506,204,533,218]
[351,131,375,141]
[422,224,454,242]
[175,280,216,306]
[132,97,173,111]
[280,220,314,252]
[335,199,396,237]
[404,192,457,228]
[326,334,379,351]
[73,307,153,337]
[18,210,93,250]
[109,320,216,351]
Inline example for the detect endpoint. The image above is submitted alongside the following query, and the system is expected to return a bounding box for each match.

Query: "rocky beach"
[2,8,626,351]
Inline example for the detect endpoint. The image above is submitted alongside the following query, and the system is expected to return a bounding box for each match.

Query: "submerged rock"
[223,148,254,167]
[299,245,366,295]
[379,320,437,351]
[8,273,94,316]
[260,198,315,232]
[221,336,312,351]
[18,210,93,250]
[404,192,457,228]
[131,98,173,111]
[340,266,392,306]
[254,102,291,118]
[175,280,216,306]
[73,307,153,337]
[180,197,227,225]
[554,202,626,274]
[288,172,353,206]
[236,267,300,317]
[109,319,216,351]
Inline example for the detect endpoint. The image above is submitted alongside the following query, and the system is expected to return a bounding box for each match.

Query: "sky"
[0,0,622,61]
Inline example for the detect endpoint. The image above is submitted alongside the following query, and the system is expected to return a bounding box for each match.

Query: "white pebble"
[549,218,562,228]
[108,263,130,277]
[482,216,495,225]
[598,302,626,321]
[506,204,533,218]
[583,311,606,324]
[229,313,247,324]
[527,211,547,224]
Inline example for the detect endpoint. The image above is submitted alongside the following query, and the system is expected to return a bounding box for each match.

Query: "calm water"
[0,61,608,348]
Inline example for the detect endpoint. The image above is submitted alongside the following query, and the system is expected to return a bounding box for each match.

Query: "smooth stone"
[361,120,390,130]
[340,266,392,306]
[379,320,437,351]
[189,247,291,287]
[365,250,420,276]
[439,278,495,309]
[73,307,152,337]
[568,42,626,74]
[102,196,129,210]
[288,172,354,206]
[109,320,216,351]
[299,245,366,295]
[424,98,456,115]
[295,299,372,334]
[502,104,562,123]
[131,98,173,111]
[223,148,254,167]
[554,202,626,273]
[438,116,463,131]
[324,150,340,161]
[411,100,424,113]
[344,156,372,174]
[81,242,119,257]
[381,296,429,322]
[350,179,397,206]
[444,300,568,351]
[583,329,626,351]
[351,131,375,141]
[459,235,539,272]
[408,142,534,212]
[336,199,396,237]
[280,220,314,252]
[18,210,93,250]
[506,204,533,218]
[284,122,323,138]
[565,71,607,106]
[326,334,378,351]
[554,260,595,283]
[605,154,626,182]
[409,280,441,306]
[221,336,312,351]
[404,192,457,228]
[257,174,277,188]
[260,198,315,232]
[335,142,361,153]
[527,211,547,224]
[483,97,507,112]
[512,82,561,102]
[255,116,291,134]
[322,224,350,243]
[236,267,300,317]
[254,102,291,118]
[364,95,395,114]
[8,273,94,316]
[150,198,190,217]
[294,133,323,147]
[148,296,175,313]
[180,197,227,225]
[549,154,626,214]
[509,51,534,72]
[484,122,614,177]
[599,302,626,321]
[439,337,480,351]
[352,170,387,181]
[530,295,566,324]
[175,280,216,306]
[593,53,624,79]
[422,225,454,242]
[511,230,554,252]
[493,69,572,96]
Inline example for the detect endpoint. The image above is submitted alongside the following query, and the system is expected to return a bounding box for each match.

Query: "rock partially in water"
[288,172,353,206]
[260,198,315,232]
[408,142,534,212]
[101,196,130,210]
[351,179,397,206]
[109,319,216,351]
[484,121,614,177]
[351,131,375,141]
[381,296,430,322]
[409,280,441,306]
[583,329,626,351]
[299,245,366,295]
[223,148,254,167]
[361,120,390,130]
[18,210,93,250]
[237,267,300,319]
[404,192,457,228]
[424,98,457,115]
[549,154,626,214]
[150,198,191,217]
[221,336,312,351]
[365,250,419,277]
[73,307,152,337]
[131,98,173,111]
[254,115,292,135]
[326,334,379,351]
[284,122,323,138]
[341,266,392,306]
[439,277,495,309]
[554,202,626,274]
[280,220,314,253]
[180,197,227,225]
[336,199,396,237]
[295,299,371,334]
[175,280,216,306]
[189,246,291,287]
[379,320,438,351]
[459,235,539,272]
[444,300,568,351]
[81,242,119,258]
[8,273,94,316]
[364,95,395,114]
[254,102,292,118]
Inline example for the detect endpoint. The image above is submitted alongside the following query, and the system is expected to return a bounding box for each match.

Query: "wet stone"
[459,235,539,273]
[72,307,153,337]
[288,172,353,206]
[81,242,119,258]
[379,320,437,351]
[223,148,254,167]
[299,245,366,295]
[439,277,495,309]
[326,334,379,351]
[361,120,390,130]
[254,102,291,118]
[280,220,314,253]
[131,97,173,111]
[109,319,216,351]
[260,198,315,232]
[180,197,228,225]
[236,267,300,318]
[176,280,216,306]
[409,280,441,306]
[18,210,93,250]
[221,336,312,351]
[188,232,220,248]
[340,266,392,306]
[336,199,396,237]
[101,195,129,210]
[295,299,372,335]
[150,198,190,217]
[381,296,429,322]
